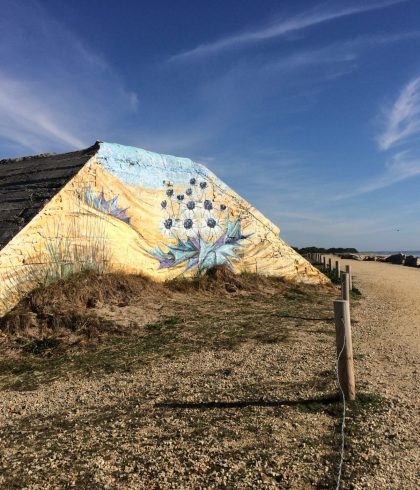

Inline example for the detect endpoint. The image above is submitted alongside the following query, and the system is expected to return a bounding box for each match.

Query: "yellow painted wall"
[0,154,328,315]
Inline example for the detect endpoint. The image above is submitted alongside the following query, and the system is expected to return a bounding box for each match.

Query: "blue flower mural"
[149,180,250,272]
[84,185,131,224]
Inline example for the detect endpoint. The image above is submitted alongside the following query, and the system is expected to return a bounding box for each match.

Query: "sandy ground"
[336,256,420,488]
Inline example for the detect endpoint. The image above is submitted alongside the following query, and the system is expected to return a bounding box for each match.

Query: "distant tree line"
[293,246,359,254]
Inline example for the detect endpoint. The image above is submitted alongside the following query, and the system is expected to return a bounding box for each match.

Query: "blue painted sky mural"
[1,0,420,251]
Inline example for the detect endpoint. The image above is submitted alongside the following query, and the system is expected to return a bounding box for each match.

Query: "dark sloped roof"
[0,142,99,250]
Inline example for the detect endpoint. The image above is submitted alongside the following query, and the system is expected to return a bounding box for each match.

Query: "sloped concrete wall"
[92,142,326,283]
[0,142,328,315]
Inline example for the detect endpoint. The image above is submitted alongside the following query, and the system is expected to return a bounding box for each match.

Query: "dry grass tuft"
[0,271,165,342]
[166,265,285,295]
[28,270,165,311]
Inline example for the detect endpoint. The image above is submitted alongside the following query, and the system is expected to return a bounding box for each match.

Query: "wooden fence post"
[345,264,352,290]
[328,257,332,271]
[335,260,340,278]
[333,300,356,400]
[322,256,326,268]
[341,272,350,301]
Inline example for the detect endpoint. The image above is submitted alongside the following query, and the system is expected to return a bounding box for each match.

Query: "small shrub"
[318,267,341,284]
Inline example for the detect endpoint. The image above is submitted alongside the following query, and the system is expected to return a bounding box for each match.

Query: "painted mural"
[148,179,250,272]
[83,185,131,224]
[0,141,328,315]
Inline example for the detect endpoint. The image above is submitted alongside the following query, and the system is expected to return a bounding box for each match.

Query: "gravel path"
[0,281,341,489]
[338,258,420,489]
[0,262,418,489]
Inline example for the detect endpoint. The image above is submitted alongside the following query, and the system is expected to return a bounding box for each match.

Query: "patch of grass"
[144,316,181,333]
[312,263,364,299]
[319,369,335,378]
[161,315,181,326]
[22,336,60,355]
[317,267,341,285]
[353,353,366,360]
[350,392,387,411]
[351,286,362,299]
[295,396,339,414]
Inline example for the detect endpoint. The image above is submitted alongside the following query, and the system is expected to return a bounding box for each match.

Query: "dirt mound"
[0,267,288,354]
[0,271,166,338]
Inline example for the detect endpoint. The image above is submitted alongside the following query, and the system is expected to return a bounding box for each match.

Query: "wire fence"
[303,252,357,489]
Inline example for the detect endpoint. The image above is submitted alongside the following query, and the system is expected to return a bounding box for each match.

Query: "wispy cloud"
[333,73,420,199]
[263,31,420,74]
[169,0,407,62]
[0,0,138,156]
[378,76,420,150]
[362,151,420,191]
[336,151,420,198]
[178,30,419,152]
[0,74,87,151]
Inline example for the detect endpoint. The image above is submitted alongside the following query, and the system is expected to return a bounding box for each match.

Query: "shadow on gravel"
[155,394,340,410]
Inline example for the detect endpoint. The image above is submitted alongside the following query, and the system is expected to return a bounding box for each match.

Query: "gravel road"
[338,257,419,489]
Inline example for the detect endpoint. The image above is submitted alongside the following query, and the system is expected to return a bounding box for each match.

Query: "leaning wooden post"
[335,260,340,278]
[345,264,352,290]
[328,257,332,271]
[322,256,326,269]
[333,300,356,400]
[341,272,350,301]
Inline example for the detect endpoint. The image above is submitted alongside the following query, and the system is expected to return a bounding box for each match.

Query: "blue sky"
[1,0,420,250]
